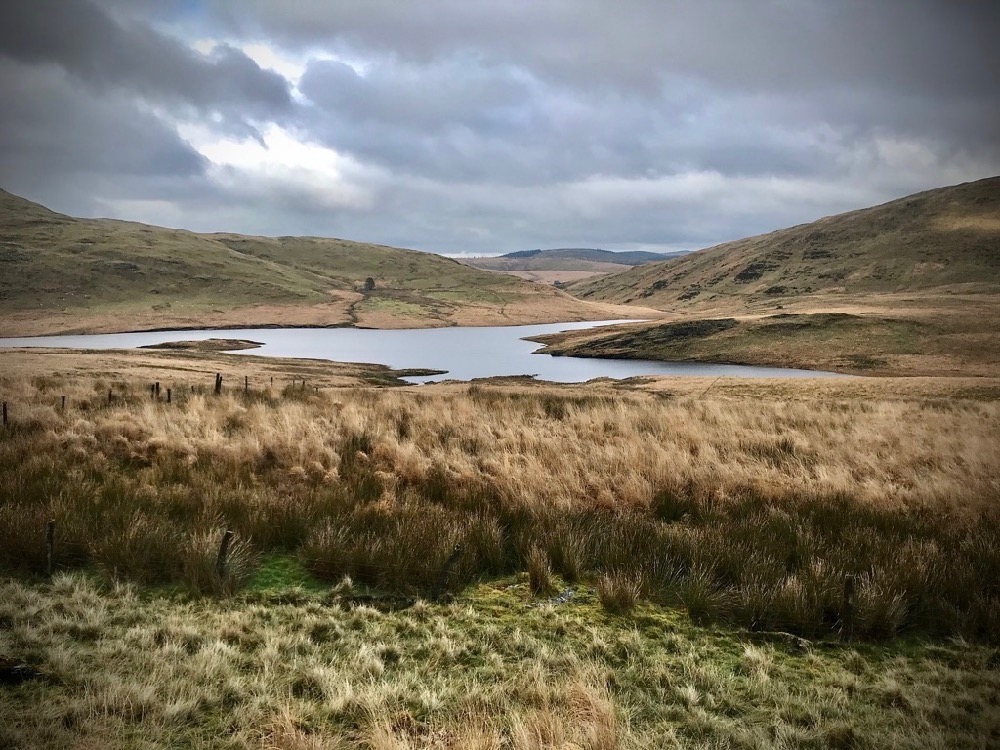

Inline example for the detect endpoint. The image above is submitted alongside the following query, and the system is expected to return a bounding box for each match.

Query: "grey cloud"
[300,58,533,133]
[0,0,293,126]
[0,59,207,214]
[296,55,848,186]
[210,0,999,97]
[215,0,1000,163]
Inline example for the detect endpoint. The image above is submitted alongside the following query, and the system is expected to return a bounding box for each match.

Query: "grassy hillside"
[570,177,1000,309]
[550,178,1000,376]
[0,190,640,336]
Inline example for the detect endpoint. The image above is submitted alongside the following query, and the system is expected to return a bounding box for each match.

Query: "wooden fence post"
[216,530,234,578]
[431,544,464,601]
[155,382,160,398]
[244,375,249,394]
[214,373,222,396]
[2,402,7,427]
[842,574,856,642]
[166,388,172,404]
[150,383,156,399]
[61,395,66,412]
[46,520,55,578]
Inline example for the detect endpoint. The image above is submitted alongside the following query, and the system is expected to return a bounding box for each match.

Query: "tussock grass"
[1,374,998,640]
[596,573,642,615]
[526,545,555,597]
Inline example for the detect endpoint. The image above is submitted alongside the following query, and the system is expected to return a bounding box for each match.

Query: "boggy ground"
[1,349,999,747]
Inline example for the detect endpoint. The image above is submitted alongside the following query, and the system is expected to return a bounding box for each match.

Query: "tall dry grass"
[1,374,998,639]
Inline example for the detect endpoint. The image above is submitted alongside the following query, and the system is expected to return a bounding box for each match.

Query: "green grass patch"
[247,553,329,593]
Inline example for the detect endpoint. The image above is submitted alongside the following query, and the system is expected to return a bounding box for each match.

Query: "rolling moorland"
[1,353,999,747]
[0,190,651,337]
[2,177,1000,748]
[540,177,1000,377]
[461,248,685,285]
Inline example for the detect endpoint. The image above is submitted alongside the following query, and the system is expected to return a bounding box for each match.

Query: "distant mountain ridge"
[496,248,682,265]
[462,246,688,284]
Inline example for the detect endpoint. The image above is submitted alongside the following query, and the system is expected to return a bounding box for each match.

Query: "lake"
[0,321,846,383]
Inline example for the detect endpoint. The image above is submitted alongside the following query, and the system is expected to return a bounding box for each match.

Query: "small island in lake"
[139,338,263,352]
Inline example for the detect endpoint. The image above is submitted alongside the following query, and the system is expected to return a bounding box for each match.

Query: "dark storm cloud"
[0,58,209,218]
[0,61,205,176]
[0,0,293,124]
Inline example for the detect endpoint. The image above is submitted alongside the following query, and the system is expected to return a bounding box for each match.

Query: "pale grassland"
[2,573,999,749]
[2,371,996,512]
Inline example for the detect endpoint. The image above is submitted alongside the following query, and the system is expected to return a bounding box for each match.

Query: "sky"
[1,1,997,256]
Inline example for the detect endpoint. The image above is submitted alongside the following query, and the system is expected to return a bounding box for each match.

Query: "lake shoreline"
[0,321,850,383]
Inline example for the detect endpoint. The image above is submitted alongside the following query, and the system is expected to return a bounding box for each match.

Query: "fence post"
[2,402,7,427]
[244,375,249,394]
[150,383,156,399]
[842,574,856,642]
[46,520,55,578]
[216,530,234,578]
[431,544,464,601]
[214,373,222,396]
[155,382,160,398]
[166,388,172,404]
[107,389,112,406]
[61,395,66,412]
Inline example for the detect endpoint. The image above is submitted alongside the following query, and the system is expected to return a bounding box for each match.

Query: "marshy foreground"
[1,356,998,748]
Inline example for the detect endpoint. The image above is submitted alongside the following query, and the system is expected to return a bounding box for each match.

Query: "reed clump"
[1,374,998,640]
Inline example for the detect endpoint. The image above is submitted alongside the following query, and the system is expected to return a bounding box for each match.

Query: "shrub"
[597,573,642,615]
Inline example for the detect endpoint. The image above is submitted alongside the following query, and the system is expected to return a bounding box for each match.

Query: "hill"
[0,190,647,336]
[570,176,1000,308]
[462,247,686,284]
[539,178,1000,376]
